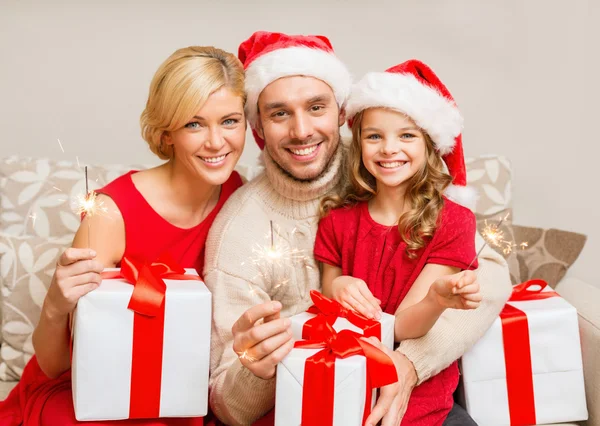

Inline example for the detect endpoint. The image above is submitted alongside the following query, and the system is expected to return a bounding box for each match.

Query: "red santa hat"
[238,31,352,149]
[345,59,477,211]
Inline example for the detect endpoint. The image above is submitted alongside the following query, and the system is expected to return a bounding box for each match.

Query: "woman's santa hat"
[345,59,477,211]
[238,31,352,149]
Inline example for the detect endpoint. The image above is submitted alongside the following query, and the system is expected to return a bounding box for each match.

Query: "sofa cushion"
[476,222,587,287]
[0,156,143,240]
[0,233,67,380]
[465,155,512,218]
[0,379,17,400]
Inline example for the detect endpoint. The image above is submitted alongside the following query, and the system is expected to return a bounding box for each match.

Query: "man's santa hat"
[238,31,352,149]
[345,59,477,211]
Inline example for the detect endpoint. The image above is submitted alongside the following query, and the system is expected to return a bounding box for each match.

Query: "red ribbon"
[500,279,559,425]
[101,254,201,419]
[294,317,398,426]
[303,290,382,341]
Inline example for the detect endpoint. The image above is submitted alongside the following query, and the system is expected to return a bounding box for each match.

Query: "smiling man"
[203,31,511,426]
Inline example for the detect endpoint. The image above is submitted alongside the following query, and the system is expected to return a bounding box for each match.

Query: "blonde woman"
[0,46,246,426]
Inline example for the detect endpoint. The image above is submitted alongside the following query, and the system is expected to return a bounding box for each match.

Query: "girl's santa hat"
[345,59,477,211]
[238,31,352,149]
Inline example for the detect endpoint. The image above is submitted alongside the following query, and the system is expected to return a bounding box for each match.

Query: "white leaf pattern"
[1,250,14,278]
[29,274,48,307]
[9,171,40,183]
[504,182,512,205]
[482,184,506,205]
[36,194,67,207]
[485,160,500,183]
[3,224,25,235]
[52,170,83,180]
[3,321,33,335]
[31,206,50,238]
[0,242,11,253]
[466,169,485,183]
[484,205,506,215]
[1,286,10,297]
[18,181,44,205]
[36,159,50,179]
[18,242,34,273]
[1,195,15,209]
[60,211,80,233]
[34,247,59,272]
[497,156,511,170]
[0,212,22,222]
[0,345,21,360]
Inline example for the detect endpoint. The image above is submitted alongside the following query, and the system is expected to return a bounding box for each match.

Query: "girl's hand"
[44,248,104,319]
[430,270,482,310]
[330,275,382,319]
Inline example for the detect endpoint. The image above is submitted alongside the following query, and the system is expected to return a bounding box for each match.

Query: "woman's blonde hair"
[320,109,453,258]
[140,46,245,160]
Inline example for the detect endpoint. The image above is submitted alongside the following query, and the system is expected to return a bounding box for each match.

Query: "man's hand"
[231,301,294,379]
[363,337,418,426]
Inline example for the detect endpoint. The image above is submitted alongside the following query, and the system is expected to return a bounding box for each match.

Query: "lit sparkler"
[242,220,311,294]
[468,212,527,269]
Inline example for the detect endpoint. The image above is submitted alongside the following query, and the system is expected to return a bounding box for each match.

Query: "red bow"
[100,254,200,419]
[303,290,382,341]
[501,279,559,425]
[294,317,398,426]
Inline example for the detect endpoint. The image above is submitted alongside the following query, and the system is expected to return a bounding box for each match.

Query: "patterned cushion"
[465,155,512,218]
[476,222,587,288]
[0,233,66,380]
[0,156,144,240]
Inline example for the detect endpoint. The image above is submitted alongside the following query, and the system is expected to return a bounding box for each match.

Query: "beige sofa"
[0,154,598,425]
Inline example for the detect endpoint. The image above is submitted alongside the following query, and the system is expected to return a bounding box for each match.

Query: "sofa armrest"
[555,277,600,426]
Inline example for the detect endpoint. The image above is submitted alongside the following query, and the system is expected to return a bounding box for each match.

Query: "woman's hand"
[43,247,104,319]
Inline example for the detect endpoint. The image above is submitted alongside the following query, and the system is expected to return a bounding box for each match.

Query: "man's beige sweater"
[204,146,512,426]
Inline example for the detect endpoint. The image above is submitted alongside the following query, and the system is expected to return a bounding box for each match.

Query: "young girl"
[315,60,481,425]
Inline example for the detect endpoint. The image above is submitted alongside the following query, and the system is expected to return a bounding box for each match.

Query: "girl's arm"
[394,264,480,341]
[32,194,124,378]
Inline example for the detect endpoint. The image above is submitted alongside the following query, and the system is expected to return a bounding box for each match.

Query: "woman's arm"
[32,194,125,378]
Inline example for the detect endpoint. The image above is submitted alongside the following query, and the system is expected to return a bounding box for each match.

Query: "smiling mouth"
[378,161,407,169]
[199,153,229,163]
[287,143,321,156]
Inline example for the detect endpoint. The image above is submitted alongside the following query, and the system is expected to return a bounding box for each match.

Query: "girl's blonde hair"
[320,109,453,258]
[140,46,245,160]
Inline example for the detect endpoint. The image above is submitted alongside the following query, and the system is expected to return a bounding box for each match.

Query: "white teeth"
[201,154,226,163]
[379,161,405,169]
[290,145,318,156]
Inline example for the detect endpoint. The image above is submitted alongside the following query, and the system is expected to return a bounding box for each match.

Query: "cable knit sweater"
[204,144,512,426]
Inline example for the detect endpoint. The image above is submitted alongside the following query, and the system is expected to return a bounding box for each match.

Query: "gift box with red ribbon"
[71,255,211,421]
[460,280,588,425]
[290,290,395,350]
[275,315,398,426]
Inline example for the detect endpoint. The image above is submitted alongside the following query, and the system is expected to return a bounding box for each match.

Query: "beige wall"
[1,0,598,288]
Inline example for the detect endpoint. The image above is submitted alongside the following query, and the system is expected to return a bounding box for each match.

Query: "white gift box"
[290,310,395,350]
[72,267,211,421]
[460,287,588,425]
[275,347,375,426]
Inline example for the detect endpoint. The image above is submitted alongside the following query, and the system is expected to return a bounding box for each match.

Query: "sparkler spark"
[57,138,65,153]
[244,221,312,295]
[29,212,37,228]
[468,212,528,268]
